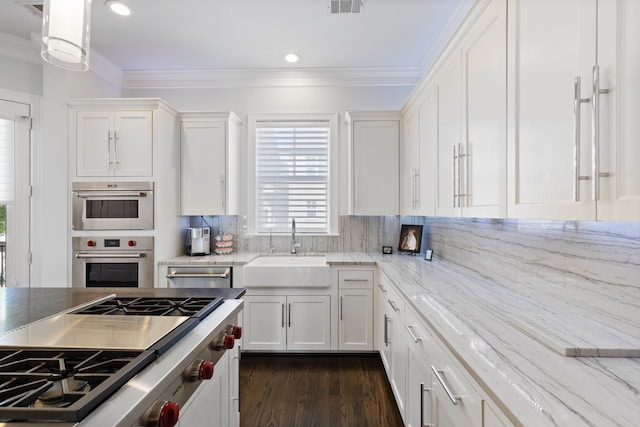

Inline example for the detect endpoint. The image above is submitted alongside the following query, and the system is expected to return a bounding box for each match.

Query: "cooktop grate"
[0,348,155,422]
[72,296,224,319]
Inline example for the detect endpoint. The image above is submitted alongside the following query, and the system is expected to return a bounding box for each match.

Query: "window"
[249,114,338,235]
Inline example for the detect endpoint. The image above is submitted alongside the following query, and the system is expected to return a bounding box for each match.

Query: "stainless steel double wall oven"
[71,182,155,288]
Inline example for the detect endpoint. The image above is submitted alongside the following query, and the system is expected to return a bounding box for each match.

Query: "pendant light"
[41,0,92,71]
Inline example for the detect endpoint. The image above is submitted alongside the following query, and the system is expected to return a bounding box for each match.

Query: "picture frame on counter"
[424,249,433,261]
[398,224,423,255]
[382,246,393,255]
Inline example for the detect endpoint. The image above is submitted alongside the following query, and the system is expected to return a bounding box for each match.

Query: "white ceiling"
[1,0,469,81]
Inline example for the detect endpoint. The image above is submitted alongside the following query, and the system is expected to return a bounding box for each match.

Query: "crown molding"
[121,66,423,89]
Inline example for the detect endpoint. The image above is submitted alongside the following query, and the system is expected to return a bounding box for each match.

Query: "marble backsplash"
[197,214,640,327]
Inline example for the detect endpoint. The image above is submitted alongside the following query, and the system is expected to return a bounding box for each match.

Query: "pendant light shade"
[41,0,92,71]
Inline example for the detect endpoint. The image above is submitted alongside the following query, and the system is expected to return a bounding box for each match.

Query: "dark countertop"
[0,287,246,334]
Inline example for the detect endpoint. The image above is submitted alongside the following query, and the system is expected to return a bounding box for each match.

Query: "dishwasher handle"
[166,267,231,279]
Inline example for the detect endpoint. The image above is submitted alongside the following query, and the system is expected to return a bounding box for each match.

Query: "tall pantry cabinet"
[507,0,640,221]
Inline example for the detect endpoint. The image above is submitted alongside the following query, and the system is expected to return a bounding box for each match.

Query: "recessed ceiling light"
[285,53,300,63]
[105,0,132,16]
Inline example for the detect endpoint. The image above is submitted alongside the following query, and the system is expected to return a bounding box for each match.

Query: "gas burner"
[73,297,224,319]
[0,349,155,423]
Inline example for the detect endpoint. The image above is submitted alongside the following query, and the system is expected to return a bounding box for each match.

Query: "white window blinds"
[0,118,14,204]
[255,121,330,234]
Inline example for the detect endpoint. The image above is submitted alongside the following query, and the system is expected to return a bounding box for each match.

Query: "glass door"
[0,99,31,287]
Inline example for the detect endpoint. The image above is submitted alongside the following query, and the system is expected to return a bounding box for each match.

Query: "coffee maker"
[186,227,210,256]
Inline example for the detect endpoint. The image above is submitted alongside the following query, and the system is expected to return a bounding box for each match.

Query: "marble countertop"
[160,251,639,426]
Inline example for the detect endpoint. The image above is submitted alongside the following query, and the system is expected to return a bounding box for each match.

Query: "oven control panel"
[73,236,153,251]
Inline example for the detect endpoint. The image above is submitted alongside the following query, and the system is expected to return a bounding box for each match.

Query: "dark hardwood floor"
[239,353,404,427]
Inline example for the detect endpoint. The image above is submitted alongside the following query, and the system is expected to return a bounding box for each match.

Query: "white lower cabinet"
[338,269,374,351]
[243,295,331,351]
[378,274,406,421]
[404,307,434,427]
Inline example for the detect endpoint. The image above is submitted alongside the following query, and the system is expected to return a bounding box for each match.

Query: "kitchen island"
[160,252,640,426]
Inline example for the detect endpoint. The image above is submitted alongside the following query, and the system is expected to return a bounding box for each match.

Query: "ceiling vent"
[13,1,43,17]
[329,0,364,14]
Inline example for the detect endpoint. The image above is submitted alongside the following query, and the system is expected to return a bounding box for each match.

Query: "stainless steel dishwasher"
[165,265,232,288]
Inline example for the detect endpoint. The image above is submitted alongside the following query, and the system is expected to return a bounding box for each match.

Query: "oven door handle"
[75,191,148,198]
[166,270,230,279]
[75,252,146,259]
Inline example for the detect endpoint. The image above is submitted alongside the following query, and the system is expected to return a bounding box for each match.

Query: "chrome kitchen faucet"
[291,218,301,254]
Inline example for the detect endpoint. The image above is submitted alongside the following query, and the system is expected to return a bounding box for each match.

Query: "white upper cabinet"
[401,88,437,216]
[435,0,507,218]
[347,112,401,216]
[75,110,153,177]
[596,0,640,221]
[507,0,598,220]
[179,113,241,216]
[508,0,640,222]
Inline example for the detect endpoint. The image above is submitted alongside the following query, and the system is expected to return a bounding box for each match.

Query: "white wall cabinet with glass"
[72,108,153,177]
[433,0,507,218]
[337,269,374,351]
[346,111,401,216]
[179,112,241,216]
[242,294,331,351]
[507,0,640,221]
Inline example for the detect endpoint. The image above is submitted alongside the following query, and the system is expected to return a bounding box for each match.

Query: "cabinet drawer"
[382,280,404,319]
[404,305,435,362]
[338,269,374,289]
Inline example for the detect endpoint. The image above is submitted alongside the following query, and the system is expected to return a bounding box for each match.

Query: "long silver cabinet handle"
[452,145,457,207]
[404,324,421,343]
[378,283,387,293]
[113,130,119,166]
[388,300,399,312]
[75,191,148,198]
[344,278,369,282]
[340,296,343,320]
[420,382,434,427]
[281,303,285,328]
[166,272,230,279]
[75,252,145,259]
[591,65,610,201]
[383,314,390,346]
[431,366,461,405]
[107,130,113,170]
[457,143,466,207]
[573,76,592,201]
[288,303,292,327]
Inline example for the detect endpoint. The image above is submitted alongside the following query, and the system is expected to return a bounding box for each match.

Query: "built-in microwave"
[72,181,154,230]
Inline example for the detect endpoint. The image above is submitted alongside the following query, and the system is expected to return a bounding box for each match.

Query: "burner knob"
[144,401,179,427]
[159,401,180,427]
[187,359,214,381]
[224,334,235,350]
[87,240,96,247]
[128,240,137,247]
[230,325,242,340]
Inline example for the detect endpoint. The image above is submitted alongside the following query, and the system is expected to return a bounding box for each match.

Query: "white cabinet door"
[242,295,287,351]
[460,0,507,218]
[377,282,392,374]
[597,0,640,221]
[350,115,400,215]
[417,87,437,216]
[407,347,432,427]
[75,111,153,177]
[338,289,373,351]
[507,0,597,220]
[113,111,153,176]
[76,111,112,176]
[434,53,462,218]
[180,113,241,216]
[287,295,331,351]
[389,303,406,421]
[180,119,227,215]
[401,110,420,215]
